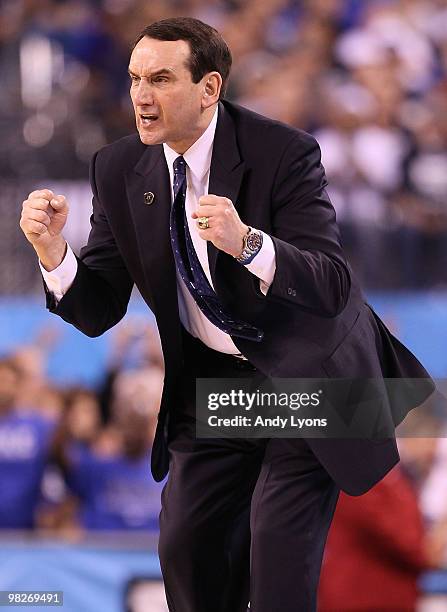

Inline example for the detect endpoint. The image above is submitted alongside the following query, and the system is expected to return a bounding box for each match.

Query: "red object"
[318,466,427,611]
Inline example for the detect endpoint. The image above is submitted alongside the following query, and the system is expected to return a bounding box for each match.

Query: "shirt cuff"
[244,232,276,296]
[39,244,78,303]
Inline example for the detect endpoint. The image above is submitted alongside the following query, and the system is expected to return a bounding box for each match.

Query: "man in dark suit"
[20,17,432,612]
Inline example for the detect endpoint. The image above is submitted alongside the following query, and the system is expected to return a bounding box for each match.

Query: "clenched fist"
[20,189,69,271]
[191,195,248,257]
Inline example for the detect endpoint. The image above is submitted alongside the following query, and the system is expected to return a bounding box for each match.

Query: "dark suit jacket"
[46,100,433,495]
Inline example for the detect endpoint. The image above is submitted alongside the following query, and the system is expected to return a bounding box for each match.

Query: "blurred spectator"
[399,434,447,598]
[50,366,164,531]
[63,387,102,446]
[10,324,64,413]
[399,433,447,569]
[98,317,164,422]
[420,437,447,535]
[0,357,56,528]
[318,466,430,612]
[319,429,447,611]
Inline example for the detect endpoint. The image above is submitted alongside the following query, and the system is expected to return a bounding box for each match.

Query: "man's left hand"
[192,195,247,257]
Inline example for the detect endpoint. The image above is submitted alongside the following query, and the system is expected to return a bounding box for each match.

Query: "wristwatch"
[235,227,263,264]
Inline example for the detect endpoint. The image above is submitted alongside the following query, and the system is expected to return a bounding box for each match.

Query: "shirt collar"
[163,105,218,182]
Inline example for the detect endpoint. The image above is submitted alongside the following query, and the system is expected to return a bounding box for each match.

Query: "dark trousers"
[158,333,340,612]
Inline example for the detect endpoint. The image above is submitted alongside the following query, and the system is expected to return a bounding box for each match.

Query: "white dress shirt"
[41,105,276,354]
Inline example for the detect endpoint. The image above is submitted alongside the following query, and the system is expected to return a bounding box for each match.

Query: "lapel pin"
[144,192,155,205]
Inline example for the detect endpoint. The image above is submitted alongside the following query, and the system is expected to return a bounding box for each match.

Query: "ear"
[201,72,222,109]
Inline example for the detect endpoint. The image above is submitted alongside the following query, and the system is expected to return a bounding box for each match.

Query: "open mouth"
[140,113,159,126]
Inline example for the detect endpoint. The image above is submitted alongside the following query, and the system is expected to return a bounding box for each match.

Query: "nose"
[133,79,155,107]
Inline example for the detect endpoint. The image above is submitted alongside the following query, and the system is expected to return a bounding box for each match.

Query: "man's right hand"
[20,189,69,271]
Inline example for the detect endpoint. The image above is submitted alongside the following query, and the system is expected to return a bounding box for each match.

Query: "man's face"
[128,37,209,153]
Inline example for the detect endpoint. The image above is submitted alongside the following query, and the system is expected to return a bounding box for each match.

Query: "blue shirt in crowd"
[0,411,55,528]
[67,444,165,531]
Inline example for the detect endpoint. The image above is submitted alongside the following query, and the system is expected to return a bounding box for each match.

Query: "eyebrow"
[127,68,175,78]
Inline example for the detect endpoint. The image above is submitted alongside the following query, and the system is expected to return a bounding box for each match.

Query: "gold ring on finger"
[197,216,210,230]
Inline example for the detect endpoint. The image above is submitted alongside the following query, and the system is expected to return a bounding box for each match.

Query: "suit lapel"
[125,145,179,322]
[207,102,246,283]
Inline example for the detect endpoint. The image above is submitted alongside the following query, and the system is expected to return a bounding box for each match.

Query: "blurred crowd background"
[0,323,164,534]
[1,0,447,610]
[2,0,447,291]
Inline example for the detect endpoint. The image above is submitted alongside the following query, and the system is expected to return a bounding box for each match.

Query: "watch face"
[246,232,262,251]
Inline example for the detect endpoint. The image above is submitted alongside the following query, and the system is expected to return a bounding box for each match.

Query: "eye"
[153,76,169,84]
[129,75,140,84]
